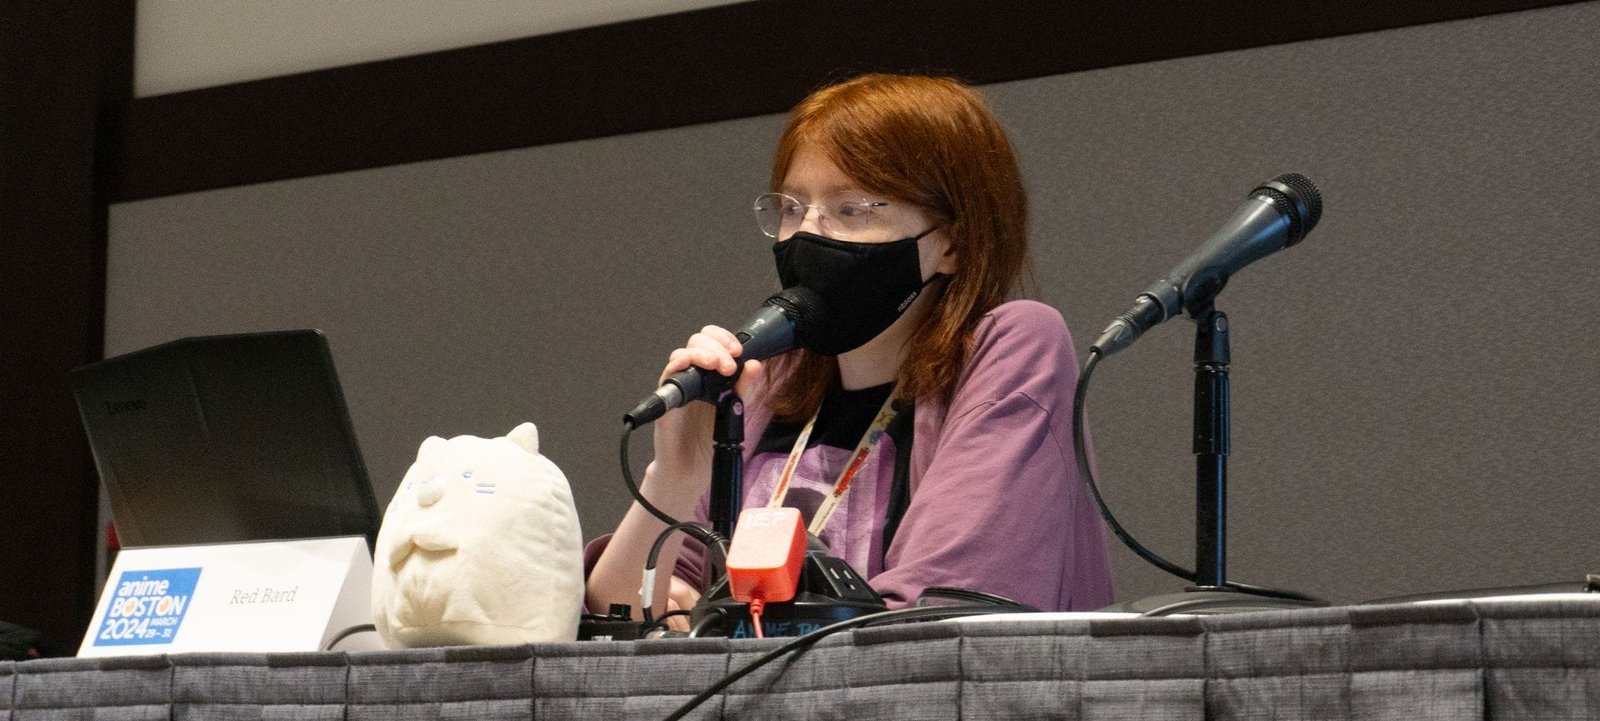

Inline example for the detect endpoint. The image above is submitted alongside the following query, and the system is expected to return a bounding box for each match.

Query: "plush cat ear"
[506,422,539,455]
[416,435,448,459]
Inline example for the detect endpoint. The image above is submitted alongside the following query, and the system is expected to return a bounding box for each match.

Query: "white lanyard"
[766,389,900,536]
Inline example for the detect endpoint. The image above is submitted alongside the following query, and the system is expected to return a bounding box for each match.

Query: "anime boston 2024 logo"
[93,567,202,647]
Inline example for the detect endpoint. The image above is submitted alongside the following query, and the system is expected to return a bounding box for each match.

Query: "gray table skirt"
[4,598,1597,720]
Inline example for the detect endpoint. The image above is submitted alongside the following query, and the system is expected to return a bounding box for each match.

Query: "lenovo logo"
[105,398,148,415]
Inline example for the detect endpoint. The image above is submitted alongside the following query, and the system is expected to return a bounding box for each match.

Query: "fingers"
[734,359,765,400]
[697,325,740,350]
[659,325,744,384]
[668,576,703,612]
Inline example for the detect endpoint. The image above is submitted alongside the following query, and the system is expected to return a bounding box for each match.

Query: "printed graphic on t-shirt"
[745,440,898,577]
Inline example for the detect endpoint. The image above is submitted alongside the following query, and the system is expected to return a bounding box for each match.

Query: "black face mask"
[772,229,941,356]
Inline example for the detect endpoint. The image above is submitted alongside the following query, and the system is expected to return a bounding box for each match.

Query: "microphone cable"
[322,623,376,651]
[915,586,1038,611]
[1074,349,1321,604]
[641,610,695,636]
[620,423,728,621]
[620,422,683,528]
[661,604,1019,721]
[1075,350,1191,581]
[641,520,727,625]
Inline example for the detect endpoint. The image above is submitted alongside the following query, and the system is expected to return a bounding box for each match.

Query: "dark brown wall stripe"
[110,0,1580,202]
[0,0,133,649]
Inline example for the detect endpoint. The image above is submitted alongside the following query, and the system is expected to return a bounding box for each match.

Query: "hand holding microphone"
[666,325,763,400]
[624,287,824,428]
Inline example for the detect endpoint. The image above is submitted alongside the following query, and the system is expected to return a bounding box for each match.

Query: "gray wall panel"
[107,4,1600,606]
[106,114,786,561]
[996,4,1600,602]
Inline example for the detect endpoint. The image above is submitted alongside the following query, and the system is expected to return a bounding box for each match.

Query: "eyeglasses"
[753,191,903,242]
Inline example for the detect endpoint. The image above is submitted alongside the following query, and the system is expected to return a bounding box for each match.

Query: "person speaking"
[586,74,1113,619]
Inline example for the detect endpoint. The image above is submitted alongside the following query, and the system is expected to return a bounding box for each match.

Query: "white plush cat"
[371,422,583,647]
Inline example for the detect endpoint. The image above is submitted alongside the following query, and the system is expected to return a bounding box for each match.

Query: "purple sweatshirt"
[588,300,1114,612]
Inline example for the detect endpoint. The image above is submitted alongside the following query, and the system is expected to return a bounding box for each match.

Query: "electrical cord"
[687,606,726,638]
[323,624,376,651]
[747,599,766,639]
[1136,595,1307,617]
[662,604,1019,721]
[1221,581,1322,603]
[916,586,1038,611]
[1075,350,1193,581]
[642,609,695,634]
[1075,349,1326,605]
[620,422,730,624]
[620,422,683,528]
[643,521,727,624]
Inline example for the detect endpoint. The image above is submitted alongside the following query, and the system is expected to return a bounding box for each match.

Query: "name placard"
[79,536,375,657]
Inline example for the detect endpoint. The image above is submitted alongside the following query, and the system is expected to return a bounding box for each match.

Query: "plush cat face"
[371,423,583,647]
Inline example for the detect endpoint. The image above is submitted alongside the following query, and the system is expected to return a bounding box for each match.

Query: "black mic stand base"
[689,551,887,638]
[1100,587,1326,617]
[692,589,887,638]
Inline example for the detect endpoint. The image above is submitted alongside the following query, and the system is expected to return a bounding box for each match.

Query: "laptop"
[70,329,381,550]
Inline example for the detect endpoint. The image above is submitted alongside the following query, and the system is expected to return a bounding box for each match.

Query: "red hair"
[764,74,1032,419]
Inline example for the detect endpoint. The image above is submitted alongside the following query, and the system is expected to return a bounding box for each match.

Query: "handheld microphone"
[1091,173,1322,357]
[623,287,824,427]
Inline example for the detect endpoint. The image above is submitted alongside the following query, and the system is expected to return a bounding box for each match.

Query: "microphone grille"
[766,287,828,344]
[1258,172,1323,245]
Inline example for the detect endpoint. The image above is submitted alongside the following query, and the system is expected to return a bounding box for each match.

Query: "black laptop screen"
[71,329,380,549]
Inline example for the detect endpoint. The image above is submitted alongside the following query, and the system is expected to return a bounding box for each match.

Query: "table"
[3,598,1597,720]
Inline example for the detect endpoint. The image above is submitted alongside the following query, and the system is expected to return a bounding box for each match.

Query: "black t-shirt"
[752,381,916,554]
[753,381,900,455]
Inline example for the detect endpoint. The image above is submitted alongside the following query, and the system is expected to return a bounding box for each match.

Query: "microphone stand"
[1192,305,1229,591]
[683,389,743,591]
[689,386,887,636]
[1107,303,1321,615]
[709,389,744,544]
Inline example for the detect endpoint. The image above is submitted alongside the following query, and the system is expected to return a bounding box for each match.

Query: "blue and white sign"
[79,536,376,657]
[92,567,202,647]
